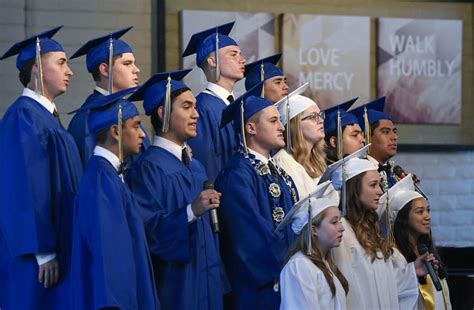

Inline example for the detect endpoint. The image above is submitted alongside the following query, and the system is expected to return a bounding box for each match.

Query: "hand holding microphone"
[416,243,442,291]
[203,180,221,233]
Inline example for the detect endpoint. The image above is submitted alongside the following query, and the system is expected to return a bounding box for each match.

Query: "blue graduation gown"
[215,153,296,310]
[187,93,237,181]
[127,146,224,310]
[71,156,159,309]
[68,90,151,168]
[0,96,82,310]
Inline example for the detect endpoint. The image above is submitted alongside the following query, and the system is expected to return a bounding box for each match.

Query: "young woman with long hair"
[273,93,327,198]
[331,157,434,309]
[280,193,348,309]
[379,175,452,309]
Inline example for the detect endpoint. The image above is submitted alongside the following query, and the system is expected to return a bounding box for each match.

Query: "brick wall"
[396,150,474,247]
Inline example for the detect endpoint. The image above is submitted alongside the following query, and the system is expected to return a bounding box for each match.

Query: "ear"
[206,54,217,68]
[109,124,119,142]
[311,225,318,237]
[246,122,256,135]
[329,135,337,148]
[156,106,164,121]
[98,62,109,78]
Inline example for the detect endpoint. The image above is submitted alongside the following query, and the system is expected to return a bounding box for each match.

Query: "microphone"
[393,165,428,199]
[418,243,442,291]
[203,180,220,233]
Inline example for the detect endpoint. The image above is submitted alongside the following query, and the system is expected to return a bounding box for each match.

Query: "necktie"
[268,160,280,178]
[182,147,190,168]
[227,95,234,103]
[53,109,63,126]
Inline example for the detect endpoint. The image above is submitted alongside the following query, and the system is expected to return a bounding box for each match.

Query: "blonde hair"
[286,115,327,178]
[286,209,349,296]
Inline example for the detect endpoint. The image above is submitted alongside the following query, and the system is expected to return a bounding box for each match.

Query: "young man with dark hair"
[183,22,246,181]
[244,53,288,103]
[351,97,398,191]
[67,27,148,166]
[216,84,298,309]
[323,98,365,164]
[70,88,158,309]
[127,70,224,309]
[0,26,82,309]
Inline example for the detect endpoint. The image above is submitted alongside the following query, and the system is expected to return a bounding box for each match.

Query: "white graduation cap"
[275,181,338,255]
[318,144,376,216]
[273,82,310,152]
[377,174,423,243]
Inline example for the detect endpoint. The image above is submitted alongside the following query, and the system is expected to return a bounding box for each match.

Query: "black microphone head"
[417,243,429,255]
[203,180,214,190]
[393,165,405,178]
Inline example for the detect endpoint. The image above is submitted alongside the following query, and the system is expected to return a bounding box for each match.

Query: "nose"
[240,54,246,65]
[192,107,199,119]
[138,127,145,139]
[134,63,140,74]
[66,64,73,76]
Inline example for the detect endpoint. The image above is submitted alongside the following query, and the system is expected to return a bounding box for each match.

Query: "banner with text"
[282,14,370,109]
[181,10,276,97]
[377,18,463,124]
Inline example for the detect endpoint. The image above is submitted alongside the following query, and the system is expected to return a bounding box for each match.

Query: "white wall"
[395,150,474,247]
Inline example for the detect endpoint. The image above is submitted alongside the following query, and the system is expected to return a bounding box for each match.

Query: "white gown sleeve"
[280,255,323,310]
[391,248,419,310]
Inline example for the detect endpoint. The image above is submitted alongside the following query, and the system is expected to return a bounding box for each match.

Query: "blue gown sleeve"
[0,107,55,256]
[216,166,287,287]
[127,159,195,263]
[74,170,138,308]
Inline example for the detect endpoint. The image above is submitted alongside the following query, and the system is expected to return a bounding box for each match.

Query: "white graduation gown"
[280,251,347,310]
[332,218,419,310]
[273,149,315,198]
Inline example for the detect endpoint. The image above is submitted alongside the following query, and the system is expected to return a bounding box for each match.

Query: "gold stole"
[419,274,449,310]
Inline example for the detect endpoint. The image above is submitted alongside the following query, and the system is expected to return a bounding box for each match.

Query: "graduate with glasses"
[273,83,328,199]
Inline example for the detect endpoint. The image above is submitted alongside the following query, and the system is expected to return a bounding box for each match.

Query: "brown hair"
[91,54,123,82]
[286,209,349,296]
[286,115,327,178]
[344,172,392,262]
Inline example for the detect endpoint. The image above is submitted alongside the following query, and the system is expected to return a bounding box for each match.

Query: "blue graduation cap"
[70,26,133,72]
[220,82,267,154]
[349,96,391,145]
[128,69,192,132]
[349,96,391,131]
[323,97,359,136]
[0,25,64,70]
[88,86,139,134]
[244,53,284,91]
[220,81,266,129]
[182,22,238,75]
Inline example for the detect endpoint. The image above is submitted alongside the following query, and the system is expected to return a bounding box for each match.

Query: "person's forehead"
[174,89,196,104]
[260,105,279,118]
[378,119,395,128]
[118,52,135,61]
[220,45,240,53]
